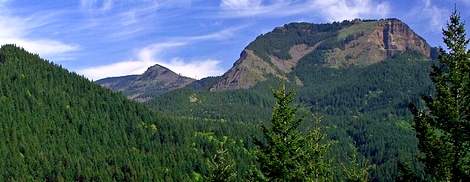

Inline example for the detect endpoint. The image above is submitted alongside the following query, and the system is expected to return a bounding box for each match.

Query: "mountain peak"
[96,64,195,101]
[210,19,431,91]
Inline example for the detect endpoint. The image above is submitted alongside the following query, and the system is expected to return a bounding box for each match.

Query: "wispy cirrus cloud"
[219,0,390,20]
[408,0,447,32]
[77,1,160,42]
[219,0,296,17]
[311,0,390,21]
[0,1,81,61]
[80,0,113,12]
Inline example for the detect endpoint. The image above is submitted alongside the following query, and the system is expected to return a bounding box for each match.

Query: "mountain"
[97,19,432,97]
[143,19,438,181]
[0,18,439,181]
[210,19,432,91]
[96,64,195,101]
[0,45,230,181]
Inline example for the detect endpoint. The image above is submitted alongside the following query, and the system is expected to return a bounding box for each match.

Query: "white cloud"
[219,0,390,21]
[220,0,263,11]
[187,25,247,41]
[80,0,113,11]
[78,42,225,80]
[2,38,81,60]
[160,58,224,80]
[0,2,81,61]
[311,0,390,22]
[89,2,160,41]
[407,0,447,32]
[219,0,290,17]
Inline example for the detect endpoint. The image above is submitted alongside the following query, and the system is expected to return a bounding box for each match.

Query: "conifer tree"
[252,83,333,181]
[206,148,237,182]
[408,9,470,181]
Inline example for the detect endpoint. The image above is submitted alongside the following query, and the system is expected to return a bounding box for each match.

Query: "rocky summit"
[209,19,431,91]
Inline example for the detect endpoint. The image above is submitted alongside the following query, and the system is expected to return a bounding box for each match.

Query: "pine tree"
[206,147,237,182]
[408,9,470,181]
[252,83,333,181]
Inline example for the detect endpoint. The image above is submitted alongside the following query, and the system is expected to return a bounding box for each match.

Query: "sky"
[1,0,469,80]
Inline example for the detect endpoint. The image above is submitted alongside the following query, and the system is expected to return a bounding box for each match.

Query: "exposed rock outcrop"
[368,19,431,60]
[210,43,320,91]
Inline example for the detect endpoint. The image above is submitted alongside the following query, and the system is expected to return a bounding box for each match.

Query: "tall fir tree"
[408,9,470,181]
[252,83,333,181]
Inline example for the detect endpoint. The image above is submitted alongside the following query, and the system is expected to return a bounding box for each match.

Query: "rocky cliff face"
[210,19,432,92]
[368,19,431,60]
[96,64,195,101]
[326,19,431,67]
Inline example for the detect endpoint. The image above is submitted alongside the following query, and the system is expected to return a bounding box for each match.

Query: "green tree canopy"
[408,9,470,181]
[252,83,333,181]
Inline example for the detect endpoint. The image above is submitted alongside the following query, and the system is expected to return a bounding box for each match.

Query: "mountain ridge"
[210,19,432,91]
[97,18,433,97]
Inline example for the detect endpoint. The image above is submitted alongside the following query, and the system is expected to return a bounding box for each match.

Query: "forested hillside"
[0,45,240,181]
[0,18,446,181]
[148,49,435,181]
[210,19,432,91]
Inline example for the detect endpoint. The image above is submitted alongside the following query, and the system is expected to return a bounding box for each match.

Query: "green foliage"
[206,147,237,182]
[338,21,378,40]
[342,142,371,182]
[252,83,333,181]
[0,17,442,181]
[246,21,353,61]
[0,45,226,181]
[150,48,434,181]
[407,10,470,181]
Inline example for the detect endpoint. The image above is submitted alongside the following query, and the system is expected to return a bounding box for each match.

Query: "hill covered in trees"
[146,48,435,181]
[0,45,241,181]
[95,18,438,181]
[0,43,433,181]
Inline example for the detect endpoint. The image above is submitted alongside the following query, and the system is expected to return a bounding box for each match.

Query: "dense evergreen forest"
[146,49,435,181]
[0,45,245,181]
[3,12,469,181]
[0,43,433,181]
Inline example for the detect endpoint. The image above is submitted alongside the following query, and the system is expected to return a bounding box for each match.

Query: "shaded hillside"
[0,45,236,181]
[96,64,195,101]
[210,19,432,91]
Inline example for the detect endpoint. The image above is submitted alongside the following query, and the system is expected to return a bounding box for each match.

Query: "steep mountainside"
[96,64,195,101]
[210,19,432,91]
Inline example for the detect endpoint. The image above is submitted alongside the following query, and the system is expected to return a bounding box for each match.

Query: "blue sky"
[1,0,469,80]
